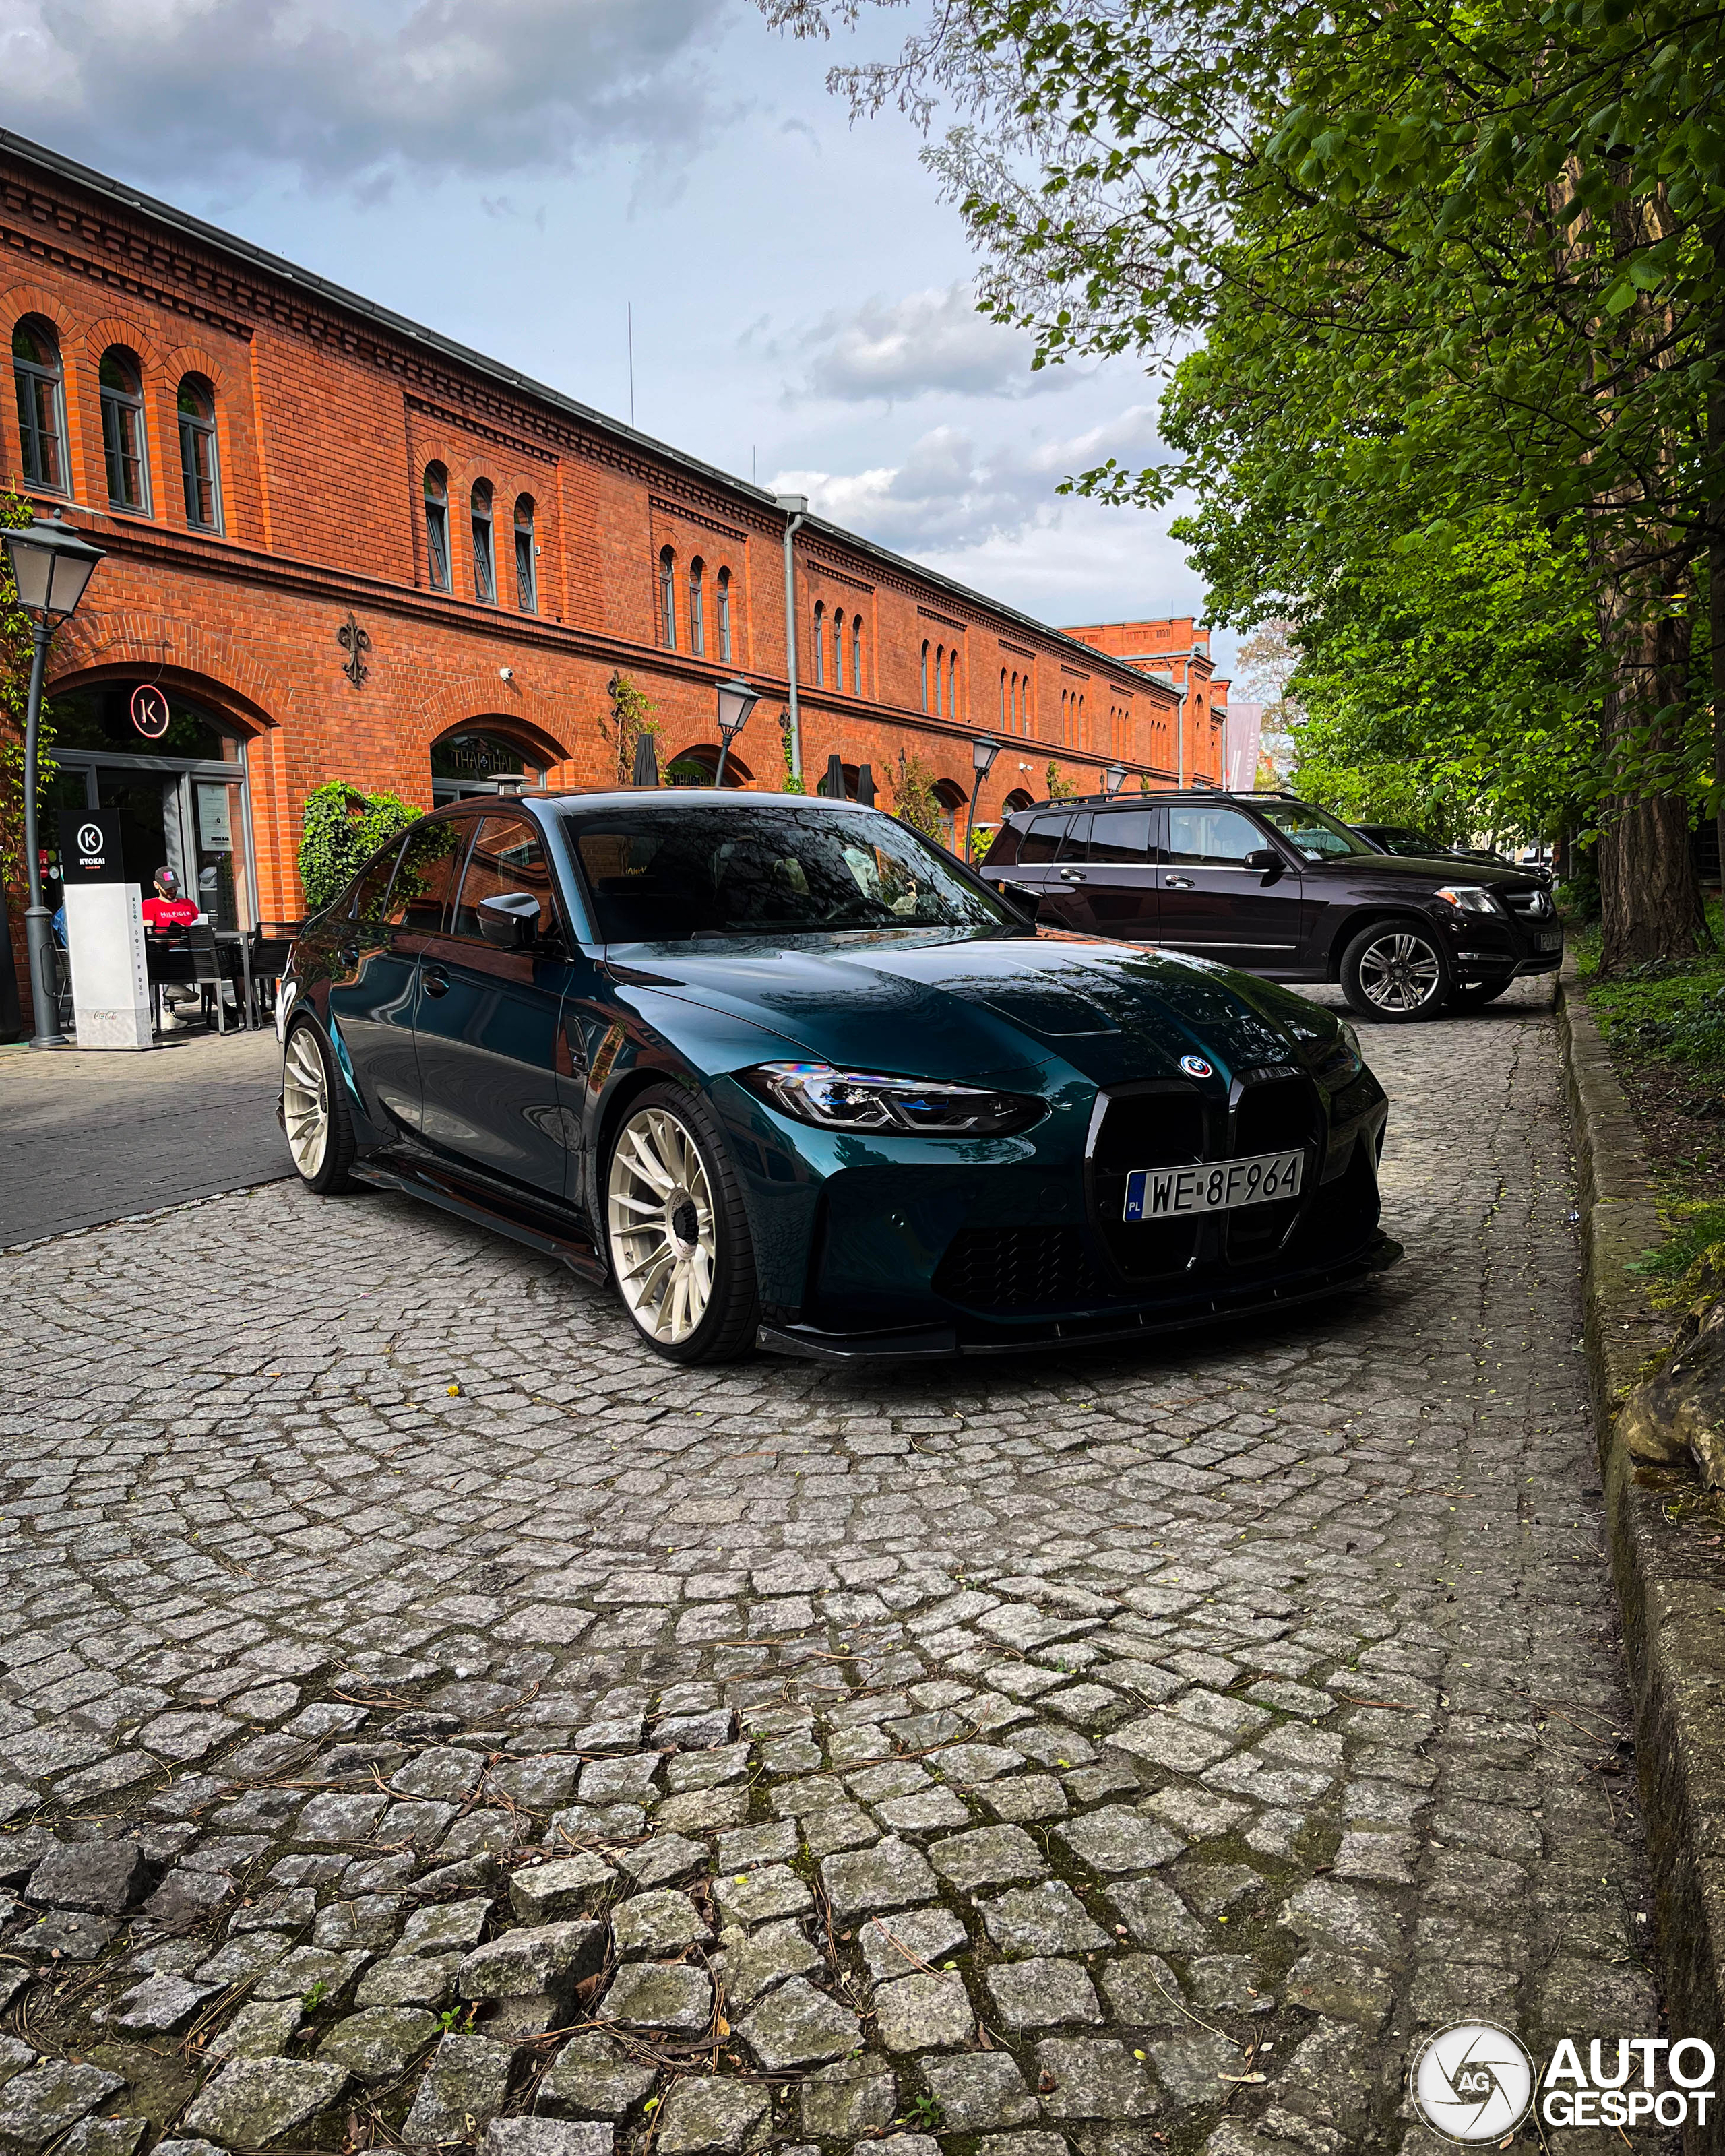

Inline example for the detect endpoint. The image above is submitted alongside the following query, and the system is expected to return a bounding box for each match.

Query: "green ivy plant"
[1045,762,1077,801]
[778,707,807,794]
[893,750,943,840]
[598,670,660,786]
[0,488,57,885]
[297,780,424,914]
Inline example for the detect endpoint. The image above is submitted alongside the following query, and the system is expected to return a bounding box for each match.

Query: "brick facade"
[1059,614,1228,789]
[3,130,1192,1025]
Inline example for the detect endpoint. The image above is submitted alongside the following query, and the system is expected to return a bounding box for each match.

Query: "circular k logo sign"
[76,823,102,855]
[1410,2023,1536,2143]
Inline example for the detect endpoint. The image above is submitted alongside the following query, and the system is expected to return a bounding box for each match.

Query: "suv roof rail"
[1003,784,1311,814]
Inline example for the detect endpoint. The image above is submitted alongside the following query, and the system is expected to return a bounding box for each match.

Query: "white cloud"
[773,406,1164,554]
[786,281,1070,404]
[0,0,733,190]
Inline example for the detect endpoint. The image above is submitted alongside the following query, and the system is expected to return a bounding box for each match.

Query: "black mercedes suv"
[982,788,1562,1021]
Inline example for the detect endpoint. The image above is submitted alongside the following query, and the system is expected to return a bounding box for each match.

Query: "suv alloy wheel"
[1340,921,1452,1021]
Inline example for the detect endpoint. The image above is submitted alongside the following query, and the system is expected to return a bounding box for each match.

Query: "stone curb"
[1557,961,1725,2136]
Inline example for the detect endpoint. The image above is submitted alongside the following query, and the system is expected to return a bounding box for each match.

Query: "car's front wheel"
[282,1019,357,1193]
[1340,921,1452,1022]
[604,1085,759,1363]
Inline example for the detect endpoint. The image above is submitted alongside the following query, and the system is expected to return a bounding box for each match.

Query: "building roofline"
[0,125,1169,709]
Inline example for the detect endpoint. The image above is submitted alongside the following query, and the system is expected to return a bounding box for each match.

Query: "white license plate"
[1123,1149,1304,1222]
[1536,928,1562,951]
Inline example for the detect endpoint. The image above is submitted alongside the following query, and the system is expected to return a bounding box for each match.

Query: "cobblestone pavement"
[0,978,1668,2156]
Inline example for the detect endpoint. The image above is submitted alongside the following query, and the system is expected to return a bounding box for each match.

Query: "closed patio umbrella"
[632,734,660,786]
[856,763,876,806]
[823,752,846,800]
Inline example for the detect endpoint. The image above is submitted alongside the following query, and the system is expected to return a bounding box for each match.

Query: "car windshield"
[1253,800,1377,860]
[561,802,1018,943]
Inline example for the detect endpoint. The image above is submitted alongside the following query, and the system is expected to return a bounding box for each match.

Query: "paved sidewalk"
[0,1028,290,1247]
[0,979,1665,2156]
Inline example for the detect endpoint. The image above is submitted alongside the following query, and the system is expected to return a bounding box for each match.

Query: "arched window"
[1000,669,1008,727]
[423,464,451,590]
[470,480,496,603]
[689,557,705,655]
[949,651,960,721]
[513,495,538,612]
[935,645,945,718]
[12,318,66,493]
[1060,689,1069,742]
[852,616,862,695]
[658,545,677,648]
[812,602,825,685]
[100,347,150,513]
[177,375,222,532]
[920,641,930,711]
[716,567,732,663]
[832,608,844,688]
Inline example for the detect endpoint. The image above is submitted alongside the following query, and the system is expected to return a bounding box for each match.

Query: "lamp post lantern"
[2,512,105,1049]
[966,736,1001,860]
[713,677,761,790]
[1104,763,1127,796]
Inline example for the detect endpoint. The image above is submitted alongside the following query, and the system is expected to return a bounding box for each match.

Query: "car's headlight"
[740,1062,1044,1136]
[1316,1020,1366,1084]
[1435,885,1499,915]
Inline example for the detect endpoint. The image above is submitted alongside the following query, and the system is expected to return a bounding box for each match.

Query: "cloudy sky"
[1,0,1230,664]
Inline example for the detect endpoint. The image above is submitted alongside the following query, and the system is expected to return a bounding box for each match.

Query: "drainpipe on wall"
[776,494,809,782]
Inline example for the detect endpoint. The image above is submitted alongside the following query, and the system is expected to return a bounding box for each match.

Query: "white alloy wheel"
[606,1103,718,1345]
[282,1025,331,1179]
[1357,930,1441,1014]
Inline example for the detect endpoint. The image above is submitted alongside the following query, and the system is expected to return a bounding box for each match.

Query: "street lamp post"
[713,677,761,790]
[966,736,1001,860]
[1104,763,1127,796]
[2,513,105,1050]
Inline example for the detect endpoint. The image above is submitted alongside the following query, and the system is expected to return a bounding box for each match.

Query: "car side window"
[397,818,472,933]
[1017,813,1071,864]
[1086,809,1154,864]
[1056,813,1092,861]
[452,813,554,941]
[1166,806,1263,867]
[350,841,405,924]
[987,823,1022,867]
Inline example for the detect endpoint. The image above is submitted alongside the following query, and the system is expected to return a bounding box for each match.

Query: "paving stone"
[1144,1787,1253,1842]
[313,1894,401,1950]
[511,1857,617,1924]
[1278,1879,1405,1965]
[1149,2032,1243,2109]
[58,2122,145,2156]
[0,2064,126,2154]
[598,1963,712,2033]
[656,2077,770,2154]
[484,2122,613,2156]
[1034,2039,1159,2120]
[25,1841,147,1915]
[986,1958,1104,2031]
[319,2006,441,2083]
[612,1889,712,1957]
[857,1905,971,1979]
[0,2049,35,2093]
[1282,1948,1393,2029]
[535,2035,658,2120]
[664,1739,748,1789]
[712,1919,821,2006]
[615,1835,707,1889]
[803,1802,879,1855]
[714,1822,798,1872]
[984,1775,1069,1823]
[210,2001,307,2060]
[979,1880,1112,1956]
[113,1972,218,2035]
[402,1899,493,1957]
[460,1923,605,2000]
[294,1792,386,1843]
[922,2053,1040,2130]
[739,1974,861,2068]
[402,2033,517,2143]
[1055,1808,1185,1876]
[928,1824,1047,1891]
[821,1838,938,1920]
[1105,1878,1207,1953]
[798,2058,897,2138]
[873,1970,974,2051]
[875,1789,973,1835]
[182,2059,350,2147]
[1099,1955,1189,2027]
[708,1864,808,1926]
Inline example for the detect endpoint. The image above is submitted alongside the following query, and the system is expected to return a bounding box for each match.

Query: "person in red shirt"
[142,866,199,932]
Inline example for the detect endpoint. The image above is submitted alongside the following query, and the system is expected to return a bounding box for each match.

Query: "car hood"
[606,928,1334,1087]
[1306,852,1532,889]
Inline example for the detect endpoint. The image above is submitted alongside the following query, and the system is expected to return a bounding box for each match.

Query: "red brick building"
[2,129,1195,1024]
[1059,615,1228,788]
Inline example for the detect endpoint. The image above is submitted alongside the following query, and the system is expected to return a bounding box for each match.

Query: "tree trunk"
[1712,228,1725,926]
[1597,594,1702,972]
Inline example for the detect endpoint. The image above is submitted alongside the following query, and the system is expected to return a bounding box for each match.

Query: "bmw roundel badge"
[1180,1054,1214,1079]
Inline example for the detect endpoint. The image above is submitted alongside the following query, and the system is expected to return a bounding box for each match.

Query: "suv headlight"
[741,1062,1044,1136]
[1435,885,1499,915]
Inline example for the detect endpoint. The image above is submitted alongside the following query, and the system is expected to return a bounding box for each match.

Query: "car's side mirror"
[478,891,543,948]
[992,879,1044,924]
[1244,848,1284,883]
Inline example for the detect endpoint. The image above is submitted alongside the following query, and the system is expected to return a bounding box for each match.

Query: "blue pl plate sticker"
[1124,1171,1150,1222]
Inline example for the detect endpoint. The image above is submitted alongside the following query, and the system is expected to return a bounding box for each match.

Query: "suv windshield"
[1252,800,1376,860]
[561,802,1017,943]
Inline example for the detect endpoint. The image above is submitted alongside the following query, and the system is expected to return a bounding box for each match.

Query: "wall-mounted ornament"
[337,612,372,688]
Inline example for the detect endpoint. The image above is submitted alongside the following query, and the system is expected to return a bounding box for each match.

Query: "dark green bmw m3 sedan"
[278,790,1395,1364]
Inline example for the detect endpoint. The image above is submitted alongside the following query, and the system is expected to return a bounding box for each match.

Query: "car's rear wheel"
[282,1019,357,1193]
[604,1085,759,1363]
[1341,922,1451,1022]
[1448,980,1511,1010]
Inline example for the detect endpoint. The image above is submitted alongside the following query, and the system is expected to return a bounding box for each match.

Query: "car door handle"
[1058,868,1088,883]
[422,965,451,998]
[1164,876,1195,889]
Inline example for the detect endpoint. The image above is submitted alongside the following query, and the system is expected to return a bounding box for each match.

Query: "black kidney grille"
[1092,1087,1207,1172]
[1234,1071,1319,1158]
[934,1226,1106,1311]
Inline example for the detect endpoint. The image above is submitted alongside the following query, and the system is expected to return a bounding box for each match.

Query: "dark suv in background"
[982,789,1562,1021]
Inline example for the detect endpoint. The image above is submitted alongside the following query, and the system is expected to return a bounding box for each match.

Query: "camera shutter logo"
[1411,2022,1535,2143]
[77,823,103,857]
[129,685,169,739]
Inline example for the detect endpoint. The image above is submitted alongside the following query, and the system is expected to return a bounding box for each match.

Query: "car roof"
[439,788,888,816]
[1003,788,1313,815]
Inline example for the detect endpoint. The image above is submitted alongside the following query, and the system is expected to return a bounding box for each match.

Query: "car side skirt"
[350,1157,606,1285]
